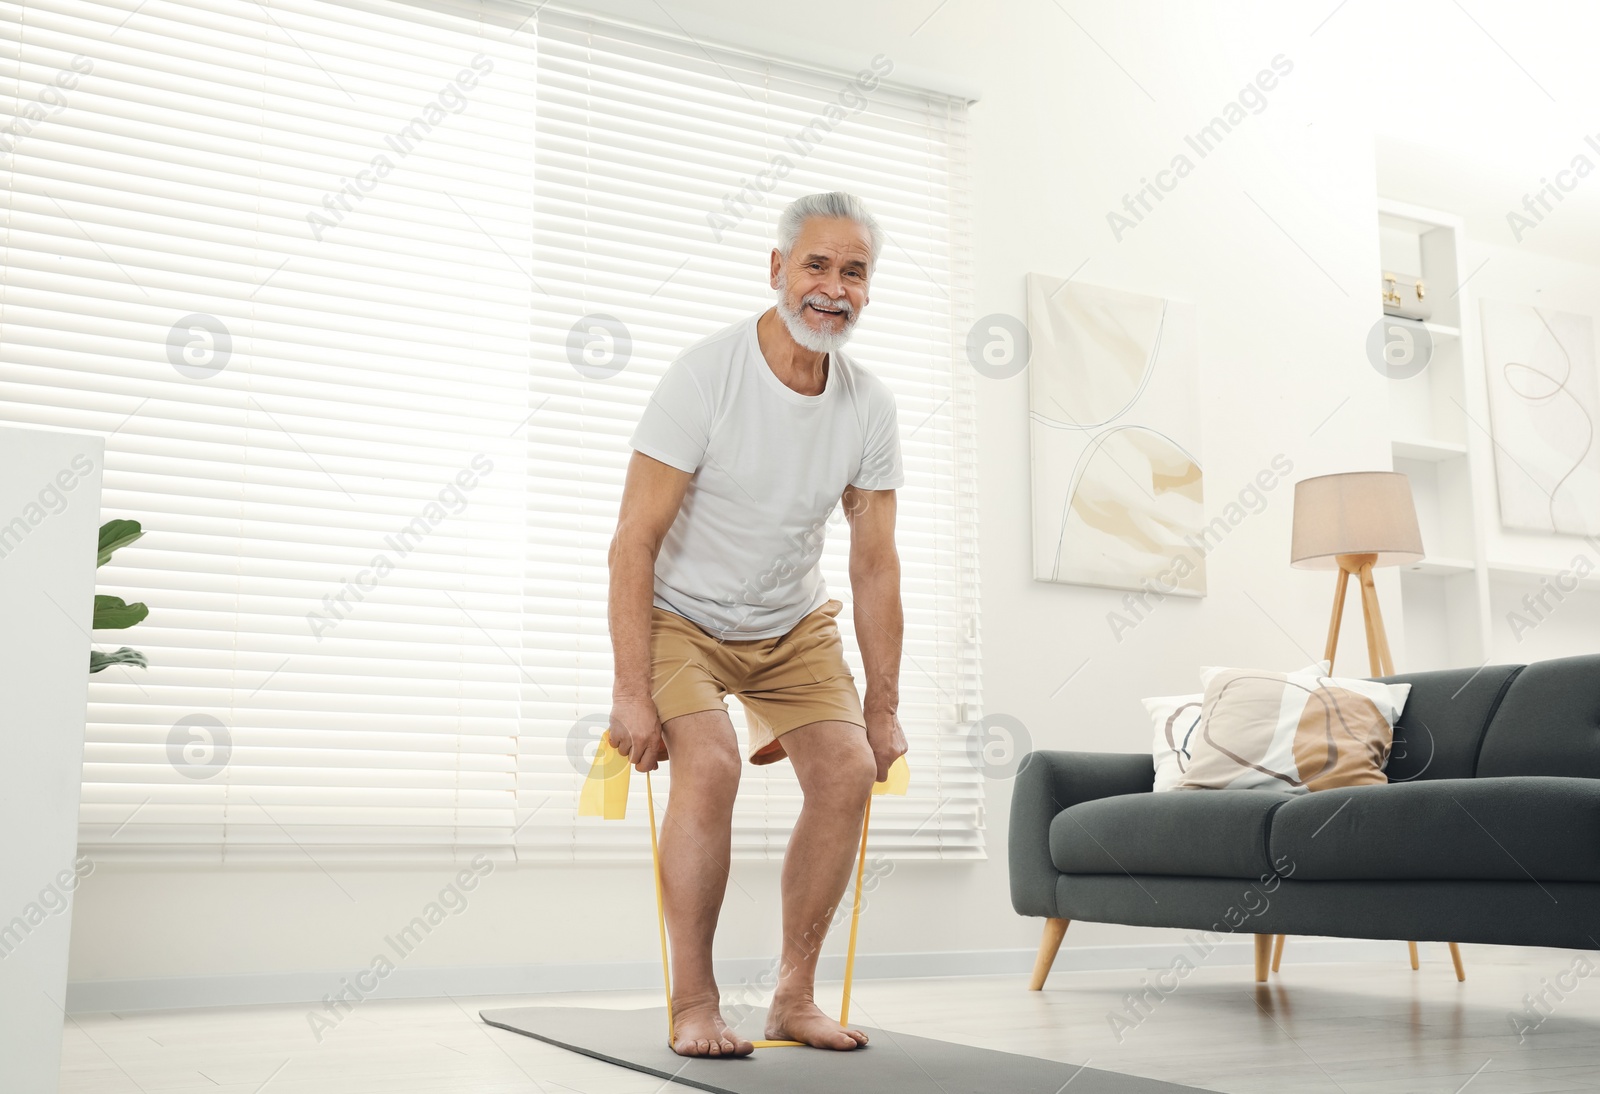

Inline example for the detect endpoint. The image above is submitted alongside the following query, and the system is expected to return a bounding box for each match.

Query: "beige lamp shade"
[1290,471,1425,570]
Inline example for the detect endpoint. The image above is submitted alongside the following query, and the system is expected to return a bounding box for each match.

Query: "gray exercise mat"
[479,1004,1209,1093]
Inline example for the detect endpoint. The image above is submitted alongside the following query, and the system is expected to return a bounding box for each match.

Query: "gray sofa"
[1009,653,1600,989]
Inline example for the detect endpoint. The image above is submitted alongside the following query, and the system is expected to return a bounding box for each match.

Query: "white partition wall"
[0,425,104,1093]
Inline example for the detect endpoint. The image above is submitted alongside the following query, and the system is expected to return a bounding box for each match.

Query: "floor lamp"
[1278,471,1466,982]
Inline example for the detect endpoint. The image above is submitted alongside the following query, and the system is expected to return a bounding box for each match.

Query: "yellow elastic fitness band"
[581,731,909,1052]
[837,793,871,1031]
[643,770,677,1046]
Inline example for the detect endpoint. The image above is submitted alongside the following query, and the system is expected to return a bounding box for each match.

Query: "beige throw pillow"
[1176,665,1410,793]
[1147,661,1328,792]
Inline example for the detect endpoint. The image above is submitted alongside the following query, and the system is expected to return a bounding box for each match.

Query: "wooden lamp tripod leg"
[1356,561,1395,678]
[1324,567,1349,669]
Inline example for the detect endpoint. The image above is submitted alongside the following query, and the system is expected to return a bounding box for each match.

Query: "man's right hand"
[608,694,668,772]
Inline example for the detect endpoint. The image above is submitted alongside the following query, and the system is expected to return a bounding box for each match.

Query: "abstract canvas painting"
[1480,301,1600,535]
[1027,275,1204,594]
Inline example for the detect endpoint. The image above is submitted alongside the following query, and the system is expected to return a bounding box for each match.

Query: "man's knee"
[844,737,877,796]
[806,730,875,801]
[666,750,741,823]
[702,744,743,785]
[661,712,742,791]
[676,742,741,788]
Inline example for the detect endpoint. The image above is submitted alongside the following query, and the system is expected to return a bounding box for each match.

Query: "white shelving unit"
[1407,556,1477,576]
[1486,559,1600,592]
[1390,438,1468,463]
[1376,199,1495,670]
[1379,197,1600,669]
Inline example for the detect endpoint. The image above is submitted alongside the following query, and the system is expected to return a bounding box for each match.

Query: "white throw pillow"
[1146,692,1206,792]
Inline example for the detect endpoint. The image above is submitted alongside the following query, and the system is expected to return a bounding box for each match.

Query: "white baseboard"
[65,937,1431,1014]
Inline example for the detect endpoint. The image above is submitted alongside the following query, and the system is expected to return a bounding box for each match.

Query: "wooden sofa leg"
[1449,942,1466,982]
[1253,934,1273,982]
[1407,941,1419,970]
[1271,933,1286,973]
[1029,918,1070,990]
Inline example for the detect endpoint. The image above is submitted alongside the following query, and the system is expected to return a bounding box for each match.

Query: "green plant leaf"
[90,647,148,673]
[97,519,144,567]
[93,594,149,630]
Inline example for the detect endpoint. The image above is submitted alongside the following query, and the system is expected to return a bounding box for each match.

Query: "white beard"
[775,271,858,354]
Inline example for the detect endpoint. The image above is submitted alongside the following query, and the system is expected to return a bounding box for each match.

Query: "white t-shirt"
[628,312,904,640]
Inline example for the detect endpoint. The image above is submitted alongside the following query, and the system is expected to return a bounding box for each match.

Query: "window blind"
[0,0,980,863]
[516,9,981,861]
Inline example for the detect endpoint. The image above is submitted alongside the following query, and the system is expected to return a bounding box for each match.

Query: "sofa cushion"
[1270,776,1600,882]
[1476,654,1600,779]
[1050,789,1293,879]
[1377,663,1523,782]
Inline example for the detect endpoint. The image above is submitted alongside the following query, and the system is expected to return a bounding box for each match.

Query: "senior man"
[606,191,907,1058]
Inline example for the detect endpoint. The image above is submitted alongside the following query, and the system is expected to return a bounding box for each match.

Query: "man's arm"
[608,451,692,771]
[843,485,908,782]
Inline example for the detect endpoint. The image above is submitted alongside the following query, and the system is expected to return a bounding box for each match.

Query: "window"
[0,0,979,862]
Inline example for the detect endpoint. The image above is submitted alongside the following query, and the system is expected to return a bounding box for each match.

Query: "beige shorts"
[650,598,866,765]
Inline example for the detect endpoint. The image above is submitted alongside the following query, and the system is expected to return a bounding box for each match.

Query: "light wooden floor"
[60,946,1600,1093]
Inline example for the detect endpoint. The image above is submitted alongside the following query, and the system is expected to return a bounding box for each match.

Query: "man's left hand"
[863,707,908,783]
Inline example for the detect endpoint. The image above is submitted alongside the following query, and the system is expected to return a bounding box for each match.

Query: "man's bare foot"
[764,997,868,1050]
[671,999,754,1058]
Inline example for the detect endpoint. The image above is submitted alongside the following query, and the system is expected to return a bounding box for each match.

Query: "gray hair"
[776,191,882,271]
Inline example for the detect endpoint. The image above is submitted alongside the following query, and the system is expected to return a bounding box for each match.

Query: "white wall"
[67,0,1407,1004]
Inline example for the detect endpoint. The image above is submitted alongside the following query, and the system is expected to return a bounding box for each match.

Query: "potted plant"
[92,518,149,673]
